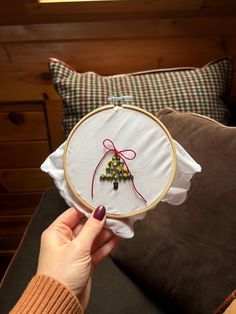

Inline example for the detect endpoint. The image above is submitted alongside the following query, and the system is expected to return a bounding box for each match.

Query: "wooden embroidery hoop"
[64,104,177,219]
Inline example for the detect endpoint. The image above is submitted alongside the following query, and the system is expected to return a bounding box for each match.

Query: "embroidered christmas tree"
[100,154,132,190]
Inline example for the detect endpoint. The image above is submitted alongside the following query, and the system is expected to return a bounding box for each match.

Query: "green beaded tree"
[100,154,132,190]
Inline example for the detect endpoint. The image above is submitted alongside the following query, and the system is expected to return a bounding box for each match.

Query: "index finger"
[50,207,85,229]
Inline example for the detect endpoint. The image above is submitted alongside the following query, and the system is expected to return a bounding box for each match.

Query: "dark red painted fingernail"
[93,205,106,221]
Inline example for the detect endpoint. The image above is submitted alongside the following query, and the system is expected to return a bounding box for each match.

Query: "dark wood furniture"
[0,99,63,279]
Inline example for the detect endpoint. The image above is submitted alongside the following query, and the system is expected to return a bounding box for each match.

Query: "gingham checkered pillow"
[49,58,233,137]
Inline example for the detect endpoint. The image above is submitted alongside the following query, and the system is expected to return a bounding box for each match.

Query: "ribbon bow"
[91,139,146,203]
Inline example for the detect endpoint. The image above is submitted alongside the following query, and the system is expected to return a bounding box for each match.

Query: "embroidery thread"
[91,139,146,203]
[100,154,132,190]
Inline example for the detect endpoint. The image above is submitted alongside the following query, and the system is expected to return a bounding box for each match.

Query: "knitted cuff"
[10,275,83,314]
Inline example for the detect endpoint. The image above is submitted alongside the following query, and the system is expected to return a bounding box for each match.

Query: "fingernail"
[93,205,106,221]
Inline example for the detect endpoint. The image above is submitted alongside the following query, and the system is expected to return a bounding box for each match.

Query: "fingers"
[92,236,120,267]
[49,207,84,230]
[72,216,87,237]
[91,228,115,254]
[73,206,106,252]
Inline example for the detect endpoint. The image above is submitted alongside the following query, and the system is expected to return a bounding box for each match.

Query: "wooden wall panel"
[0,193,42,216]
[0,35,234,101]
[0,236,23,250]
[0,110,48,141]
[0,46,8,63]
[225,36,236,60]
[0,37,229,73]
[0,42,233,101]
[203,0,236,9]
[0,141,50,168]
[0,76,57,101]
[44,98,64,150]
[25,0,203,16]
[0,169,52,192]
[1,18,236,43]
[1,0,236,26]
[0,216,31,237]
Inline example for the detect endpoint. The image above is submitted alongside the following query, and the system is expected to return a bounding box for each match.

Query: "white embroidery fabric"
[41,107,201,238]
[41,140,201,238]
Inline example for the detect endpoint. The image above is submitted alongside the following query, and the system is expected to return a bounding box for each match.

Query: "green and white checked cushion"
[49,58,233,137]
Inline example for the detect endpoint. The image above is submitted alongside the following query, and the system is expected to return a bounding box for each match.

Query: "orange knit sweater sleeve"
[10,275,83,314]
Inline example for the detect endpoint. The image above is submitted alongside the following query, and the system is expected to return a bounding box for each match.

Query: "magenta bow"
[91,139,146,203]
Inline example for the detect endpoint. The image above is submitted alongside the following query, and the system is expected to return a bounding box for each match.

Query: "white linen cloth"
[41,107,201,238]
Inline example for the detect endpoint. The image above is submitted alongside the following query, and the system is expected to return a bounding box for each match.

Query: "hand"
[36,206,119,310]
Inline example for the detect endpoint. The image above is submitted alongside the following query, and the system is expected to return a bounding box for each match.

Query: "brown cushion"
[48,58,233,137]
[111,109,236,314]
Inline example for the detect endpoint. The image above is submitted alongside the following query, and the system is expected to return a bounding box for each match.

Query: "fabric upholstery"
[111,109,236,314]
[48,58,233,136]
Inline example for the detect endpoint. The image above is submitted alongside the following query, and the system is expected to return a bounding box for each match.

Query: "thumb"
[73,205,106,252]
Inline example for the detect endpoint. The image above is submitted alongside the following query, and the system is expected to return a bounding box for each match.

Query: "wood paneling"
[0,252,13,281]
[0,46,8,63]
[0,215,30,237]
[203,0,236,9]
[1,18,236,43]
[0,79,57,101]
[0,11,235,100]
[1,0,236,26]
[0,37,228,69]
[0,236,24,251]
[0,104,44,111]
[44,98,64,150]
[24,0,204,16]
[0,236,26,251]
[0,169,52,192]
[0,105,48,141]
[0,141,50,168]
[0,38,230,78]
[0,100,51,279]
[225,36,236,61]
[0,215,31,255]
[0,193,42,215]
[0,35,234,101]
